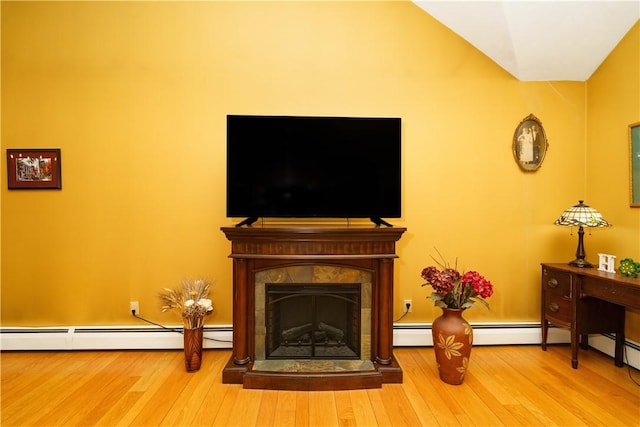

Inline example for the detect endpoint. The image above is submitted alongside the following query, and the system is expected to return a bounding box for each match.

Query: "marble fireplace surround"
[253,265,373,372]
[220,225,406,390]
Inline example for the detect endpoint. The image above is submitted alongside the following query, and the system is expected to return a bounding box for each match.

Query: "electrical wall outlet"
[130,301,139,315]
[404,299,412,312]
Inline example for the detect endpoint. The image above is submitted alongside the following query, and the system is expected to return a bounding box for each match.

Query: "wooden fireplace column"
[220,225,406,390]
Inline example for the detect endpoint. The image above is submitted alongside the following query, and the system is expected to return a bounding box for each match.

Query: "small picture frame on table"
[630,122,640,207]
[6,148,62,190]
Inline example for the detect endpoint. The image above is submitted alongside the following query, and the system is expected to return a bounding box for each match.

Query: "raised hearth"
[221,225,406,390]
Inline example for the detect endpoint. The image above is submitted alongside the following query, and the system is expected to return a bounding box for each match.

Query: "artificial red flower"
[421,254,493,310]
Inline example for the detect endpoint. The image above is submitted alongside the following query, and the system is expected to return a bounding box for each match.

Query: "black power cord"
[131,309,640,382]
[132,312,232,343]
[394,302,411,323]
[624,344,640,386]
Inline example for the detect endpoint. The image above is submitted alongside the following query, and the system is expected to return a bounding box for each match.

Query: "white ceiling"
[413,1,640,81]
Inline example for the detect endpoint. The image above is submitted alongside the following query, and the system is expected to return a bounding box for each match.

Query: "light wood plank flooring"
[1,345,639,426]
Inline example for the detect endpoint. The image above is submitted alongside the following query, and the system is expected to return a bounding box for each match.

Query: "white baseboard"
[392,322,640,370]
[393,322,571,346]
[1,323,638,370]
[0,325,234,351]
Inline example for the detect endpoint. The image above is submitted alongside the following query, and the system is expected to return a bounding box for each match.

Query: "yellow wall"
[586,20,640,339]
[1,2,638,340]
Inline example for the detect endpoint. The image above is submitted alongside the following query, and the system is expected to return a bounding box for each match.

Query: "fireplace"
[221,226,406,390]
[253,265,373,370]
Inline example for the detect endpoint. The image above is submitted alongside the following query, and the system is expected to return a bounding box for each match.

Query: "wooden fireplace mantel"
[221,225,406,390]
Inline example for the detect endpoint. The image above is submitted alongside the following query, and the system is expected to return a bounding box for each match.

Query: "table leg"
[615,312,625,367]
[571,326,579,369]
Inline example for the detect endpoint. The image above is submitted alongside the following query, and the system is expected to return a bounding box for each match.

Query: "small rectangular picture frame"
[6,148,62,190]
[630,123,640,207]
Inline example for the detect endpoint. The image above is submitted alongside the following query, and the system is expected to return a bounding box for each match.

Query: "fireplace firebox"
[221,225,406,390]
[266,284,361,359]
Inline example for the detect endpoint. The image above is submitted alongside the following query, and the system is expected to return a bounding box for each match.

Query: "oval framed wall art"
[512,114,549,172]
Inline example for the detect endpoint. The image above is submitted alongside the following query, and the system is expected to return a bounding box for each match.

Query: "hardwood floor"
[1,345,638,426]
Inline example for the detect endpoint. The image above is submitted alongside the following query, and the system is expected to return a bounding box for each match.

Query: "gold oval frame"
[512,114,549,172]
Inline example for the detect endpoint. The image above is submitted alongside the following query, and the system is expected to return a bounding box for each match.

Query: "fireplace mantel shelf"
[228,254,398,259]
[221,225,406,391]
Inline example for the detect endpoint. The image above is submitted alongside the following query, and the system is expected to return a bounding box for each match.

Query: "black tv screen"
[226,115,401,222]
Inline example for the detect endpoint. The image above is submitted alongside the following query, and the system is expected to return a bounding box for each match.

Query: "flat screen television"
[226,115,401,226]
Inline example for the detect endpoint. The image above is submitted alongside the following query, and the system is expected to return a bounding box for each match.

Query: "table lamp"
[554,200,611,268]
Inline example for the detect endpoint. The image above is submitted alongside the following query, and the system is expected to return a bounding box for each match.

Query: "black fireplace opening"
[265,283,361,359]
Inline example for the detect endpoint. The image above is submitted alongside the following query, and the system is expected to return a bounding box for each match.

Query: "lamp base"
[568,258,594,268]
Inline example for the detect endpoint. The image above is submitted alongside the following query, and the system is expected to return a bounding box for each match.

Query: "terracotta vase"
[431,308,473,385]
[183,326,204,372]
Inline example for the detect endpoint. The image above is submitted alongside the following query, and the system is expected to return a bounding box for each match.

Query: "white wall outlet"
[130,301,139,315]
[403,299,412,312]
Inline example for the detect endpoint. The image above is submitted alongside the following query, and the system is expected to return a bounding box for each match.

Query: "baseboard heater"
[0,325,233,351]
[1,323,637,370]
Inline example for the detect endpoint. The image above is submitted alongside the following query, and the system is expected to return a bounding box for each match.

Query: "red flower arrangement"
[421,254,494,310]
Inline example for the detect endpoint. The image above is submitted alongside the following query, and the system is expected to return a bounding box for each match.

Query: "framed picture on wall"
[512,114,549,172]
[630,122,640,207]
[6,149,62,189]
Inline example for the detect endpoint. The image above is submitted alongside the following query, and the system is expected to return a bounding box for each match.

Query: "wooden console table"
[221,225,406,390]
[541,263,640,368]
